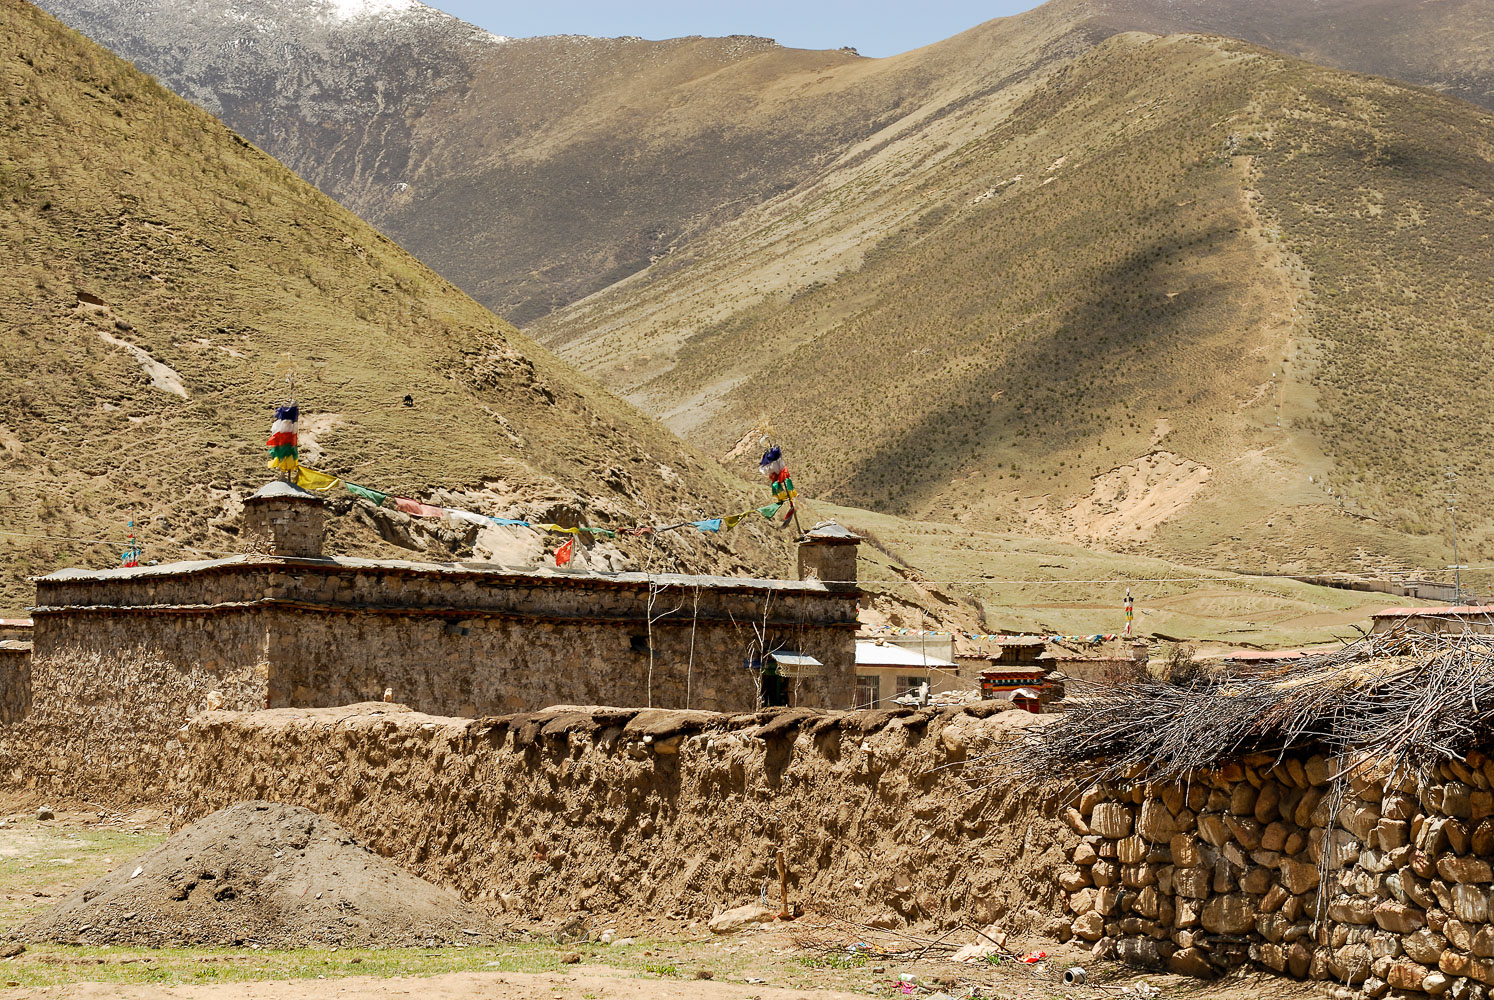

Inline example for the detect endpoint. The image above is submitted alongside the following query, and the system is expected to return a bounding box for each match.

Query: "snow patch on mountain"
[327,0,420,17]
[322,0,508,41]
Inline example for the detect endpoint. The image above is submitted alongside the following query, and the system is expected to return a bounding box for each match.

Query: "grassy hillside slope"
[39,0,1494,329]
[1081,0,1494,112]
[0,0,794,614]
[536,33,1494,589]
[810,501,1417,652]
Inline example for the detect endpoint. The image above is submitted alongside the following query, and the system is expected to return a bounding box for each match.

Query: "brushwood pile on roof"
[1007,627,1494,789]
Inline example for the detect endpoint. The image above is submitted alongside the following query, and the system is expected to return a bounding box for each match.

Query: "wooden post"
[776,846,789,919]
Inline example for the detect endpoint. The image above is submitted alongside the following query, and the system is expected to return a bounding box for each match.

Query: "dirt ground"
[14,801,502,948]
[0,792,1322,1000]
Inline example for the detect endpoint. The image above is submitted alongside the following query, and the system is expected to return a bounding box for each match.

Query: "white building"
[853,639,962,708]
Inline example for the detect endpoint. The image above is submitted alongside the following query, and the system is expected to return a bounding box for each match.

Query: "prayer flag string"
[295,465,788,543]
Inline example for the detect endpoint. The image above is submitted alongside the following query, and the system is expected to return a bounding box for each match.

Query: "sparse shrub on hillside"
[1164,643,1202,685]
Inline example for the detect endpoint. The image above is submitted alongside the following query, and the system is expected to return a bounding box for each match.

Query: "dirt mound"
[15,801,502,947]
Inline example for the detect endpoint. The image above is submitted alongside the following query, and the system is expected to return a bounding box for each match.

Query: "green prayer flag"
[757,502,783,519]
[344,482,388,507]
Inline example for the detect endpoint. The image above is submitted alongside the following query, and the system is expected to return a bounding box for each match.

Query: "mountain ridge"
[38,0,1494,328]
[534,28,1494,585]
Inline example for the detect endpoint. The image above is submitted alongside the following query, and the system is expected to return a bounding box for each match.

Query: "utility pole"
[1446,468,1465,605]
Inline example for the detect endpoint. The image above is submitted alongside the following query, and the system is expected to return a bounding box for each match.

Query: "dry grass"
[0,0,794,614]
[538,33,1494,591]
[809,499,1419,651]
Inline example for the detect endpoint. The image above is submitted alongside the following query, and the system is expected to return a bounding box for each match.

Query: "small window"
[629,634,649,653]
[896,675,927,697]
[760,671,790,708]
[854,675,879,710]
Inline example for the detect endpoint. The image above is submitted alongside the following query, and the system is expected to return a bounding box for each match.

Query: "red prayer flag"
[392,496,444,518]
[555,537,575,567]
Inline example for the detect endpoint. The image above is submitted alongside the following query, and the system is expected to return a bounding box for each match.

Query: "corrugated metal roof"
[855,641,955,667]
[768,652,823,668]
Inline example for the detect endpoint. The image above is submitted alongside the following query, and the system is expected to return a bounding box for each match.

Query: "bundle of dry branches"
[992,628,1494,789]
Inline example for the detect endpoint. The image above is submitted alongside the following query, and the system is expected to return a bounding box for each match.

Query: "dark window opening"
[760,671,790,708]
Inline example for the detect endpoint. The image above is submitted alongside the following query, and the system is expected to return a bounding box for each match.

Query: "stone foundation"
[1061,753,1494,997]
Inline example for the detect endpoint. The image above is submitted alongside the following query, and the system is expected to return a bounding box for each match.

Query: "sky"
[431,1,1046,58]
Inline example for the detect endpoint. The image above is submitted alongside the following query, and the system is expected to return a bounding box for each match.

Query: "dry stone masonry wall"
[1062,752,1494,998]
[169,703,1073,933]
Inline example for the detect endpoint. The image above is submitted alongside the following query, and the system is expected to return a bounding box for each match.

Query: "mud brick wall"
[0,644,30,724]
[1061,752,1494,998]
[33,556,857,719]
[265,609,846,717]
[169,703,1074,933]
[10,613,272,797]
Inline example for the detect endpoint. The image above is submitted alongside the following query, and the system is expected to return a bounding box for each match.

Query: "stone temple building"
[26,482,862,726]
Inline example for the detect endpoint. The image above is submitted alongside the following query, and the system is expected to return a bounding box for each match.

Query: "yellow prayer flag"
[296,466,343,492]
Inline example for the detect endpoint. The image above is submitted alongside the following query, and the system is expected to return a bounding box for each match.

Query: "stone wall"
[15,614,271,796]
[167,702,1073,933]
[33,556,857,719]
[1060,752,1494,998]
[0,643,30,725]
[264,607,846,717]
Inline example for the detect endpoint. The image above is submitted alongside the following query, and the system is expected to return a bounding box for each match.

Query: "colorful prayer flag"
[759,445,797,501]
[121,516,140,568]
[296,466,342,492]
[392,496,444,518]
[266,404,299,472]
[344,482,388,507]
[555,537,574,567]
[692,518,723,533]
[757,502,783,519]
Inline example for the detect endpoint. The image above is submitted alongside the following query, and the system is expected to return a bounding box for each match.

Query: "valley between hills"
[10,0,1494,622]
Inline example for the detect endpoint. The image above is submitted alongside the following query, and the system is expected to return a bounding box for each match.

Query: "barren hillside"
[37,0,1494,327]
[536,33,1494,583]
[0,0,794,615]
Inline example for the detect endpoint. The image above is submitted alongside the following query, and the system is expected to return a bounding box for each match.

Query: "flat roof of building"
[1370,605,1494,618]
[33,554,846,597]
[855,641,955,668]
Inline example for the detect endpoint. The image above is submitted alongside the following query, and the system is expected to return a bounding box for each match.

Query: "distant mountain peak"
[319,0,509,40]
[325,0,423,18]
